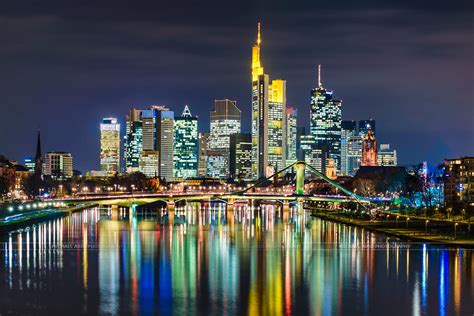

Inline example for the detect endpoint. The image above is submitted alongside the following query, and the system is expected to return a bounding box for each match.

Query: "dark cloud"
[0,0,472,171]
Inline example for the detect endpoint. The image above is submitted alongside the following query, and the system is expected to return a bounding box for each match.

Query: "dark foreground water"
[1,204,473,315]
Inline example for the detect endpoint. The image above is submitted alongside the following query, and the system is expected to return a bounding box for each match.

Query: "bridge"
[56,161,386,212]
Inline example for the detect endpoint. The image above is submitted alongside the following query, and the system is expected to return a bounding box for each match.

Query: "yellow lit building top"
[252,23,264,82]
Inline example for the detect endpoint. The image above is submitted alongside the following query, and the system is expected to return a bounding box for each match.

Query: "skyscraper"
[340,120,357,175]
[285,107,298,166]
[173,105,198,179]
[251,23,286,179]
[300,134,326,176]
[154,106,175,181]
[100,118,120,175]
[208,99,241,178]
[124,108,142,173]
[125,106,174,179]
[229,133,253,181]
[198,132,209,177]
[361,127,378,166]
[347,135,363,176]
[310,65,342,173]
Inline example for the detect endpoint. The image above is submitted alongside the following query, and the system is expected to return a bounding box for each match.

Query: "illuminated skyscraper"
[173,105,198,179]
[340,120,357,175]
[229,133,253,181]
[139,150,159,178]
[285,107,298,166]
[268,79,287,172]
[124,108,142,173]
[300,134,326,176]
[154,106,175,181]
[100,118,120,175]
[198,132,209,177]
[251,23,286,178]
[310,65,342,173]
[347,135,363,176]
[208,99,241,178]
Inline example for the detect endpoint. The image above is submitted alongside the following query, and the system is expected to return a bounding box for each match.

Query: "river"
[1,203,473,315]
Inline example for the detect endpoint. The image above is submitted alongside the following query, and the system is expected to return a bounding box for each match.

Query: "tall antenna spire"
[318,64,322,88]
[257,22,261,46]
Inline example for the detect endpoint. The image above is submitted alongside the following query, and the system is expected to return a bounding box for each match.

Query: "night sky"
[1,0,472,172]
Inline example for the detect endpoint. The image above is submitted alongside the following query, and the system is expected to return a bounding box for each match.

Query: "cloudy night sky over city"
[0,0,472,171]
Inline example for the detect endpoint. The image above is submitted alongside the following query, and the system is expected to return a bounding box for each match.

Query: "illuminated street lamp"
[396,215,400,228]
[406,217,410,228]
[425,220,429,234]
[454,222,459,239]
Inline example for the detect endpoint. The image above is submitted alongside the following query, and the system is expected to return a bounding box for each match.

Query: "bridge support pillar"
[295,162,305,195]
[283,200,290,212]
[111,204,119,220]
[167,200,175,225]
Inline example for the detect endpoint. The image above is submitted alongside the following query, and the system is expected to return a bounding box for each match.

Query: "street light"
[406,217,410,228]
[396,215,400,228]
[425,220,429,234]
[454,223,459,239]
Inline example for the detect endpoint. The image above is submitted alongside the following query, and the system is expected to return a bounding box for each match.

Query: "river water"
[1,204,473,315]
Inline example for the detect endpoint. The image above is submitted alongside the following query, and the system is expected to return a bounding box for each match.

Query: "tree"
[353,178,375,196]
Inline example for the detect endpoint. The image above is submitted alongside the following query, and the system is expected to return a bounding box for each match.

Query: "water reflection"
[1,204,473,315]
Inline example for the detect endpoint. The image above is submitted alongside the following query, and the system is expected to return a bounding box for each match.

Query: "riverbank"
[0,203,96,233]
[311,211,474,248]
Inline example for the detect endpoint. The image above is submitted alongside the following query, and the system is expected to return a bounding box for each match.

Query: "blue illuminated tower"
[309,65,342,173]
[173,105,198,179]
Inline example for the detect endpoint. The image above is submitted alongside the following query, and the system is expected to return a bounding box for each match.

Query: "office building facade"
[45,152,73,179]
[310,65,342,173]
[173,105,198,179]
[100,118,120,175]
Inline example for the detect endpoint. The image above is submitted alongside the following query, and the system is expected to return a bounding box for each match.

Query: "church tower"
[361,127,378,166]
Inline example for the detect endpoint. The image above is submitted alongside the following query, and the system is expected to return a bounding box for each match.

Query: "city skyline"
[1,1,472,171]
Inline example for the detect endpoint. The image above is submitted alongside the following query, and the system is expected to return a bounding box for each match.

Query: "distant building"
[361,127,377,167]
[285,107,298,166]
[310,65,342,173]
[23,157,35,173]
[139,150,159,178]
[300,134,326,177]
[45,152,73,179]
[378,144,397,166]
[206,150,229,179]
[347,135,363,176]
[100,118,120,175]
[208,99,241,178]
[444,157,474,211]
[149,105,175,181]
[340,120,357,175]
[124,108,143,173]
[125,106,174,180]
[198,132,209,177]
[229,133,253,181]
[173,105,198,179]
[251,23,287,179]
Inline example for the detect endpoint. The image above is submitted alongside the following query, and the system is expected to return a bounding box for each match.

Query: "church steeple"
[34,129,43,176]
